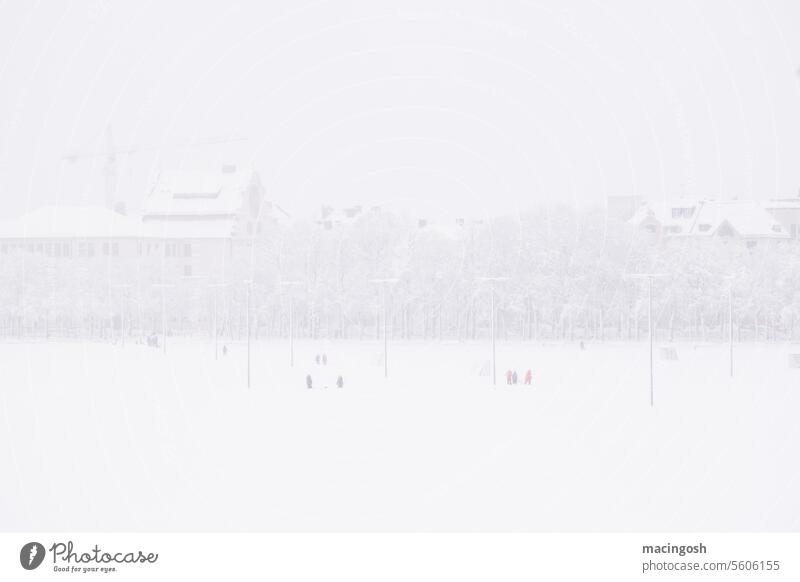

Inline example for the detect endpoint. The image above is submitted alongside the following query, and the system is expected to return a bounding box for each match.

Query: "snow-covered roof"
[143,165,254,218]
[0,206,143,239]
[692,200,786,238]
[764,198,800,210]
[629,199,787,239]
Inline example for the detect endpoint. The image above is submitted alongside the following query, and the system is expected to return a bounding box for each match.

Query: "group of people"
[305,374,343,389]
[505,369,533,385]
[307,353,343,389]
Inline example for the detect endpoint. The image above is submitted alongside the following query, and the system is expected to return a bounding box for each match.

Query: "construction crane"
[62,125,249,211]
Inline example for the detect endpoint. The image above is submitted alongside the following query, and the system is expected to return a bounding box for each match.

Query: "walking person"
[512,370,518,385]
[505,370,513,385]
[336,375,344,388]
[524,369,532,385]
[306,374,313,389]
[322,353,328,366]
[315,354,320,365]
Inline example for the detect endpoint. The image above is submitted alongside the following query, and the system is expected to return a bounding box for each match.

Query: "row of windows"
[0,241,192,258]
[671,207,695,219]
[0,241,119,257]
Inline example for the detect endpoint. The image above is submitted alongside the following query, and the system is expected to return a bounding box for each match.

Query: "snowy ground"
[1,339,798,531]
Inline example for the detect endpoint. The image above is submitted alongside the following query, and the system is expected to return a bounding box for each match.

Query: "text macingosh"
[50,541,158,565]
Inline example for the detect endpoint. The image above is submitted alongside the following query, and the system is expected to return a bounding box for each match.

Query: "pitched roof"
[630,199,788,238]
[143,166,254,218]
[764,198,800,210]
[691,200,786,238]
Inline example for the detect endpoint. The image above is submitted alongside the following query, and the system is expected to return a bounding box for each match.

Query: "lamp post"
[723,275,735,377]
[244,279,253,389]
[624,273,668,406]
[110,284,131,347]
[477,276,510,386]
[152,283,175,355]
[279,280,303,367]
[207,282,229,360]
[729,283,733,377]
[370,278,399,378]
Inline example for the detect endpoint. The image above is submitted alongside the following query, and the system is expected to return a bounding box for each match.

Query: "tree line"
[0,205,797,344]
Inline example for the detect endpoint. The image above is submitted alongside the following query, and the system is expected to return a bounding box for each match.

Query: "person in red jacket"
[524,369,532,385]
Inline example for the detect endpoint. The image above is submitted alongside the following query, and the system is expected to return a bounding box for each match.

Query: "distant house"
[764,198,800,240]
[142,164,287,237]
[315,205,366,230]
[0,205,143,260]
[628,199,788,246]
[0,165,291,281]
[140,164,289,278]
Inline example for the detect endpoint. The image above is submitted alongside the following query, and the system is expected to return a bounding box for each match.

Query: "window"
[698,224,711,232]
[184,243,191,257]
[183,265,192,277]
[671,207,695,219]
[644,224,657,233]
[746,240,757,249]
[102,242,109,255]
[112,242,119,256]
[772,224,782,233]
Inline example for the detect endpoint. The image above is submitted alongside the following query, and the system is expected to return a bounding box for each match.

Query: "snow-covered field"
[1,339,798,531]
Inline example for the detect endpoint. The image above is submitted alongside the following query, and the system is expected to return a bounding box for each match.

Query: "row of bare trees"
[1,205,798,343]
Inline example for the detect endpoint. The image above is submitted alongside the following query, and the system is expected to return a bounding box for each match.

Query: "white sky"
[1,0,800,220]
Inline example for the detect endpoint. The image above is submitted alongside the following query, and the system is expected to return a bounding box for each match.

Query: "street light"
[182,274,214,355]
[624,273,668,406]
[723,275,735,377]
[110,283,131,347]
[477,276,510,386]
[152,283,176,355]
[370,278,399,378]
[279,280,304,367]
[243,279,253,389]
[206,282,229,361]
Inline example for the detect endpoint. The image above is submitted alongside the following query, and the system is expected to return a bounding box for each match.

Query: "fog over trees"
[0,205,797,344]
